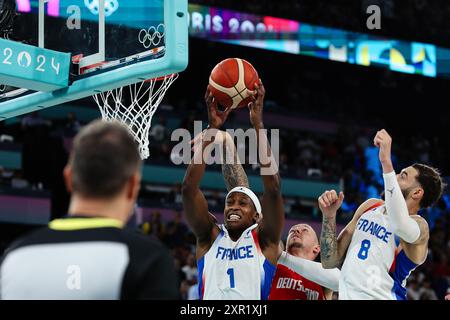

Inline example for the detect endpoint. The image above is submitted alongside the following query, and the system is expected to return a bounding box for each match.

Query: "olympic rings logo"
[138,24,165,49]
[84,0,119,17]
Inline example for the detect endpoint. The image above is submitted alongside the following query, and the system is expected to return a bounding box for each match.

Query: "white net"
[92,73,178,159]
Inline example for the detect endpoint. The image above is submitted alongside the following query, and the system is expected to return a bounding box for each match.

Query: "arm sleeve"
[383,171,421,243]
[278,251,340,292]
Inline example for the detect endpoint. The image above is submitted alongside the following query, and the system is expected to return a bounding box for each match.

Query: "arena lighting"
[16,0,58,15]
[15,0,31,12]
[187,5,438,78]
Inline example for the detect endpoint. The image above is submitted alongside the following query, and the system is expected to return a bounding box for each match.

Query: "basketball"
[208,58,259,110]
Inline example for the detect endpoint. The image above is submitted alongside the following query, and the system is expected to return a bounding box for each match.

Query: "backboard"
[0,0,188,120]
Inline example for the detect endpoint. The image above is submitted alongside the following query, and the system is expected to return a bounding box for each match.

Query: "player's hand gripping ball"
[208,58,259,110]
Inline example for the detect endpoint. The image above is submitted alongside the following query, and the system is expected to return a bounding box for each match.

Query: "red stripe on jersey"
[269,264,326,300]
[251,229,262,255]
[201,274,205,299]
[363,201,384,214]
[389,248,400,274]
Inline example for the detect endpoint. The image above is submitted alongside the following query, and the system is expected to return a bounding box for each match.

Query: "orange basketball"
[208,58,259,110]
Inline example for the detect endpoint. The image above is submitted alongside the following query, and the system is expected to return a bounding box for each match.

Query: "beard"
[380,186,413,201]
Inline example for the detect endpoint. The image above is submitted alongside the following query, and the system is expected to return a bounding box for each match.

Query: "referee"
[0,120,178,299]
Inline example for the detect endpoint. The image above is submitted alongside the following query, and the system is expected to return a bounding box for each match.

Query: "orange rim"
[144,73,178,83]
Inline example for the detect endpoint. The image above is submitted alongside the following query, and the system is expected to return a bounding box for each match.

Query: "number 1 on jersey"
[227,268,235,288]
[357,239,371,260]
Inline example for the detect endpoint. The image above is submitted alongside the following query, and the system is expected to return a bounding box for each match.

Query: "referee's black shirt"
[0,216,179,300]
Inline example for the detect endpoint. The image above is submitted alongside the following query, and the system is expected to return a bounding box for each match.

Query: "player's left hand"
[374,129,394,171]
[248,79,265,128]
[205,87,232,129]
[318,190,344,219]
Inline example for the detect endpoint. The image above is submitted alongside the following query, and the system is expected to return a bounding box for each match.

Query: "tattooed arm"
[319,190,383,269]
[182,89,231,260]
[320,210,339,269]
[221,131,249,191]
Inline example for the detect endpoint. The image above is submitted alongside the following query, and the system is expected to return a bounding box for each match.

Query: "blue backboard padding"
[0,0,188,120]
[0,39,71,91]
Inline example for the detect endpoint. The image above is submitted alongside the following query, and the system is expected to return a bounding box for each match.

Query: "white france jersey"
[340,203,420,300]
[198,223,276,300]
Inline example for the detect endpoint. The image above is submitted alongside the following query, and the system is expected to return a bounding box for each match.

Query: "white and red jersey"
[197,224,276,300]
[340,203,420,300]
[268,264,326,300]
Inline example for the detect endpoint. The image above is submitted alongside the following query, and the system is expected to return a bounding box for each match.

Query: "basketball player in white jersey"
[200,130,340,301]
[199,129,339,301]
[182,81,284,300]
[319,129,445,300]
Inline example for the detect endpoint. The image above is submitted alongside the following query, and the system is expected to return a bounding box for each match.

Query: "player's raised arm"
[182,89,232,252]
[221,131,249,191]
[319,190,383,269]
[191,129,248,191]
[374,129,424,244]
[249,80,284,263]
[278,252,340,292]
[318,190,344,269]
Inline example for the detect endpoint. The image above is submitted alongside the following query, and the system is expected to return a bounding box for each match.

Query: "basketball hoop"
[92,73,178,159]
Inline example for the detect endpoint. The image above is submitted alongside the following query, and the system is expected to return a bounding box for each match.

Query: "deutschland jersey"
[0,216,179,300]
[269,264,326,300]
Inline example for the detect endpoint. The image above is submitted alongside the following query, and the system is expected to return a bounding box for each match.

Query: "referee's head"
[63,120,142,222]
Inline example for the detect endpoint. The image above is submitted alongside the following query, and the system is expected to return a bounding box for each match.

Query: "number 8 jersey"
[339,203,419,300]
[197,223,276,300]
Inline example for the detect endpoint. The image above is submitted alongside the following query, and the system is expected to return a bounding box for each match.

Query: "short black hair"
[412,163,446,208]
[70,120,141,198]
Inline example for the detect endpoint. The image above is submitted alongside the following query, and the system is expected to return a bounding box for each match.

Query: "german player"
[269,223,340,300]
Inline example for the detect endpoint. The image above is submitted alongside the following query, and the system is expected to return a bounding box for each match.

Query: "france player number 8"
[357,239,371,260]
[227,268,235,288]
